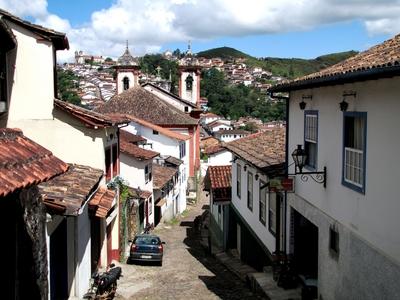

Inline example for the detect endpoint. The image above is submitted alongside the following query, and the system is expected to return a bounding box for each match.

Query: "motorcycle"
[83,263,122,299]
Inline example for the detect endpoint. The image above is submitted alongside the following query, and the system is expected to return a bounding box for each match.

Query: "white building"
[224,129,286,270]
[201,143,233,175]
[204,165,232,251]
[121,116,190,216]
[269,34,400,299]
[214,129,250,142]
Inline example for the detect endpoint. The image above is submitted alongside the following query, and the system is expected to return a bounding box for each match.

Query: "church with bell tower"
[115,41,140,94]
[178,41,202,108]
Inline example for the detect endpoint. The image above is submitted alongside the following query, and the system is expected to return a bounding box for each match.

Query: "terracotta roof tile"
[0,128,68,197]
[55,99,130,128]
[204,144,226,155]
[39,164,103,215]
[127,187,152,199]
[204,165,231,202]
[215,129,250,135]
[120,132,159,160]
[200,136,219,149]
[89,187,116,218]
[271,34,400,91]
[224,128,286,170]
[153,164,178,190]
[120,130,146,144]
[95,85,198,126]
[165,156,183,166]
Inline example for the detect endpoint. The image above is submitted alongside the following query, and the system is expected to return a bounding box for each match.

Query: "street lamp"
[291,144,327,188]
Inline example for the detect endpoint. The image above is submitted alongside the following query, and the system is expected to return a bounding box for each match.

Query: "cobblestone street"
[115,193,265,300]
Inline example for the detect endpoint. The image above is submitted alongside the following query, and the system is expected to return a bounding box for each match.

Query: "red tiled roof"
[89,187,116,218]
[207,165,231,189]
[95,85,198,126]
[0,128,68,197]
[120,130,146,144]
[120,132,159,161]
[39,164,103,215]
[270,34,400,92]
[204,165,231,202]
[200,136,219,149]
[142,82,196,108]
[153,164,178,190]
[55,99,130,128]
[224,128,286,170]
[204,144,226,155]
[127,187,152,199]
[215,129,250,135]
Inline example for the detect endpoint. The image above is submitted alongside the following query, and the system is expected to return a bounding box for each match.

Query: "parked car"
[129,234,165,266]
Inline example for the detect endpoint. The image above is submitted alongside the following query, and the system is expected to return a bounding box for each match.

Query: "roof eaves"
[270,63,400,93]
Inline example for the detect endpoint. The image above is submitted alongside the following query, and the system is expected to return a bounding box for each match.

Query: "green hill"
[197,47,251,60]
[197,47,358,78]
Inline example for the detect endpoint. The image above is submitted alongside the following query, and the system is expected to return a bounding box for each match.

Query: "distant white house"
[214,129,250,142]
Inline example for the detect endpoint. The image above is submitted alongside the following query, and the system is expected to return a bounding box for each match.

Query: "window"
[236,164,241,198]
[145,163,152,183]
[185,74,193,90]
[329,226,339,254]
[184,106,189,112]
[179,142,186,159]
[105,144,119,182]
[247,172,253,211]
[153,130,159,135]
[304,111,318,169]
[268,193,276,235]
[259,181,267,225]
[343,112,367,193]
[105,147,111,181]
[112,144,118,176]
[123,76,129,90]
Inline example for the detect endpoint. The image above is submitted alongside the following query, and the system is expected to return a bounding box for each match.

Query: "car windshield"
[134,236,160,245]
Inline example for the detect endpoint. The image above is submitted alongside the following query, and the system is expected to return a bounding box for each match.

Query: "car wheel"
[158,260,163,267]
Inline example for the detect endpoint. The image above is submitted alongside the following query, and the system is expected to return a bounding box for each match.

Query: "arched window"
[185,74,193,91]
[123,76,130,90]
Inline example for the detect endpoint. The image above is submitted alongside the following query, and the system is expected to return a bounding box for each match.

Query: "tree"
[105,57,113,62]
[57,68,82,106]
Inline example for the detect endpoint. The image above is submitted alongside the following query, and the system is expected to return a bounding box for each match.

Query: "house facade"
[214,129,250,142]
[204,165,232,251]
[224,130,286,270]
[269,34,400,299]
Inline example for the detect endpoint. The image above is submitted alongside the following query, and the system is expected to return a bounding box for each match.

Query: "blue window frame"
[304,110,318,170]
[342,112,367,194]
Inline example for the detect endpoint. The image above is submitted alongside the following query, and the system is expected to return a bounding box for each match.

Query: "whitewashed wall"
[232,158,276,253]
[6,22,55,122]
[287,76,400,264]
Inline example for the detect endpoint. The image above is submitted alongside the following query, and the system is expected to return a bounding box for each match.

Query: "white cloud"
[1,0,400,61]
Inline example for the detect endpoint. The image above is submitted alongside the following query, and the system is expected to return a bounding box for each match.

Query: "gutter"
[269,65,400,93]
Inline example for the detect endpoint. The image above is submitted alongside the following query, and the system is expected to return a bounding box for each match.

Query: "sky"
[0,0,399,62]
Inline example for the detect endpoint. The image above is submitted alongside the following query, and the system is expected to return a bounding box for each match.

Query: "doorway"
[292,209,318,279]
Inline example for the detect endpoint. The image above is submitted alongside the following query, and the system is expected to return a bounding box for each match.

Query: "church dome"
[117,45,138,66]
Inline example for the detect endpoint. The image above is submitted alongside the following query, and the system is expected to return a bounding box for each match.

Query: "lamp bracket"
[289,166,326,188]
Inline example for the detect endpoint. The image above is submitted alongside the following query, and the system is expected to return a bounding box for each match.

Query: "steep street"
[115,192,265,300]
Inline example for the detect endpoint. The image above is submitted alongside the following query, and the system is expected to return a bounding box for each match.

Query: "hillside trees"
[57,68,81,105]
[201,67,285,121]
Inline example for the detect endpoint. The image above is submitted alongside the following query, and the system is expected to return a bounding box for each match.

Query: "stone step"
[248,272,302,300]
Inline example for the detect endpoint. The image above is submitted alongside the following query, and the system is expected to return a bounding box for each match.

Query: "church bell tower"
[115,41,140,94]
